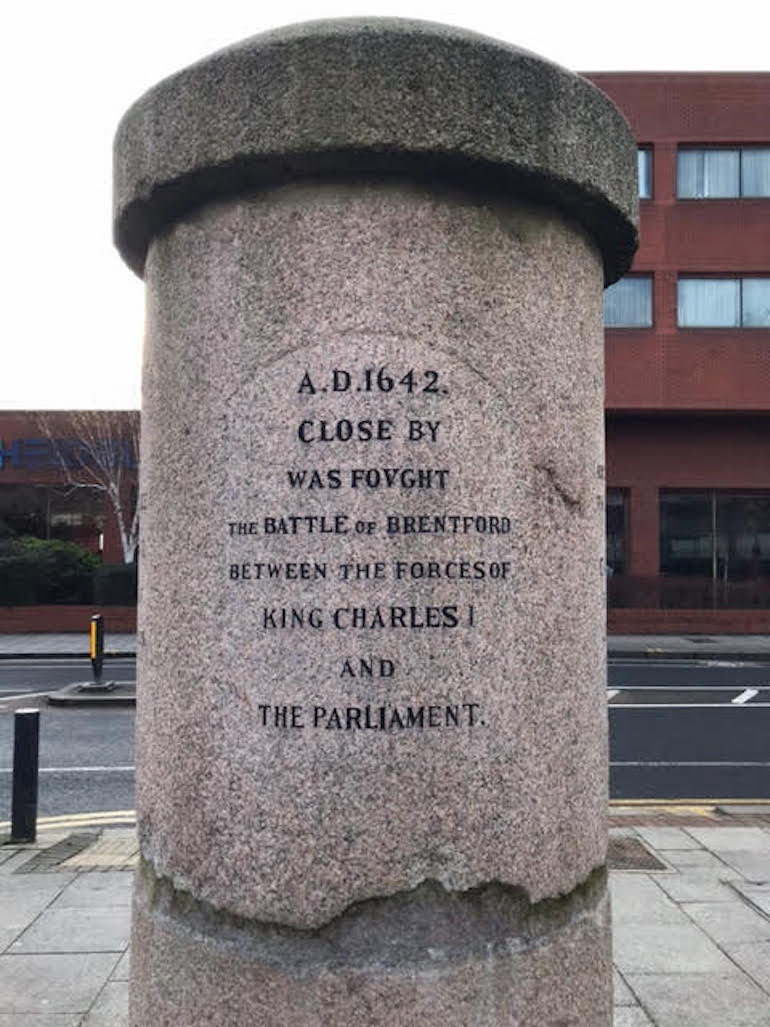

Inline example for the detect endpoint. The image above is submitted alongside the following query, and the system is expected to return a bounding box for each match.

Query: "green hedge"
[94,562,138,605]
[0,537,100,605]
[0,539,137,606]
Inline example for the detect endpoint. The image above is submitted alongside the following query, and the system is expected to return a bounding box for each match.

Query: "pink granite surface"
[137,181,608,926]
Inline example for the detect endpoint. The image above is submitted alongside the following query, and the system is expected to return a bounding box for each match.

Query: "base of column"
[129,858,612,1026]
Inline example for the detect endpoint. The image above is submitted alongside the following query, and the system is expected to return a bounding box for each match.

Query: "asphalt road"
[609,658,770,689]
[0,707,135,819]
[609,658,770,801]
[1,657,769,818]
[0,658,135,697]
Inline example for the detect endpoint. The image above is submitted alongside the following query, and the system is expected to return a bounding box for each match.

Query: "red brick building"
[3,75,769,634]
[587,73,770,632]
[0,411,137,631]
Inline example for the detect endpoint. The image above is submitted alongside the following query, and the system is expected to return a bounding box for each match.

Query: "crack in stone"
[534,463,582,510]
[136,857,607,977]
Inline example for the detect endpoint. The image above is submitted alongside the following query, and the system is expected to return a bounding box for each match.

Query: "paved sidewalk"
[0,634,137,658]
[2,632,770,661]
[610,634,770,661]
[0,810,769,1025]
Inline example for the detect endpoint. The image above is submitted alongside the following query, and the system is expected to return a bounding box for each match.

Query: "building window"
[603,276,653,327]
[661,491,770,582]
[678,277,770,328]
[637,148,652,199]
[677,147,770,198]
[0,484,104,549]
[606,491,627,575]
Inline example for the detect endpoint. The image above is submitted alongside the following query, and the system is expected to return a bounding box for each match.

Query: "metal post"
[90,614,104,684]
[11,709,40,843]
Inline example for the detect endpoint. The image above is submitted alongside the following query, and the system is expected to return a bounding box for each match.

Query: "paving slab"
[654,872,739,903]
[58,833,138,870]
[613,1007,654,1026]
[730,881,770,916]
[80,981,129,1027]
[51,873,133,909]
[663,849,735,872]
[724,941,770,994]
[683,900,770,945]
[686,827,770,852]
[0,877,72,939]
[612,921,739,973]
[635,826,703,850]
[610,873,688,924]
[110,948,130,981]
[0,851,53,875]
[613,968,636,1006]
[9,907,130,954]
[716,851,770,882]
[0,1017,81,1026]
[0,952,120,1014]
[625,971,770,1026]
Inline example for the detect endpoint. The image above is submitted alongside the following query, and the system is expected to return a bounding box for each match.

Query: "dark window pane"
[715,494,770,582]
[606,491,626,575]
[0,485,48,540]
[660,493,712,576]
[0,484,103,550]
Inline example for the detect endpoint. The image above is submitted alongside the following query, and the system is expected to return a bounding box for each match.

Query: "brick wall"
[0,606,136,634]
[587,73,770,414]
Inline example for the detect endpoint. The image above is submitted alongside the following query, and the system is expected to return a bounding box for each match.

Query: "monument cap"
[114,18,638,284]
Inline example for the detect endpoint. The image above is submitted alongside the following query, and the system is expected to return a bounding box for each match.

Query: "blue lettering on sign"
[0,438,136,471]
[0,439,23,470]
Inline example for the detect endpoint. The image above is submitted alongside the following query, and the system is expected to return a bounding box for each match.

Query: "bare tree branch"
[37,411,140,563]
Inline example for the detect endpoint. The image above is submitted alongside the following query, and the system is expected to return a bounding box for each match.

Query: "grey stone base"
[130,859,612,1026]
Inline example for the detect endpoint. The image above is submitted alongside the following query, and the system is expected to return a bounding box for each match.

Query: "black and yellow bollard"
[90,614,104,685]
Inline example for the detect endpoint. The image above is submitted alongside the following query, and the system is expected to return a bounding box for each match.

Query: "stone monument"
[114,19,637,1026]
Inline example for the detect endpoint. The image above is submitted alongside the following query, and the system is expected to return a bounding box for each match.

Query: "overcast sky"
[2,0,766,410]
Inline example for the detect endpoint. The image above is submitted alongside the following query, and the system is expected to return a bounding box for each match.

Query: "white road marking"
[703,660,760,668]
[609,658,767,668]
[611,702,770,708]
[732,688,759,704]
[612,685,767,691]
[0,766,135,774]
[611,761,770,767]
[607,689,619,699]
[0,659,135,667]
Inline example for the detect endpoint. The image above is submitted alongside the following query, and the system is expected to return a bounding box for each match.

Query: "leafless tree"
[38,411,140,563]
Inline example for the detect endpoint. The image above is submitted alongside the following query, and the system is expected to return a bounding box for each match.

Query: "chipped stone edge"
[113,17,638,284]
[135,855,608,978]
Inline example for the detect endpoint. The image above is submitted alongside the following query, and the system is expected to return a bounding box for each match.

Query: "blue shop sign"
[0,438,136,472]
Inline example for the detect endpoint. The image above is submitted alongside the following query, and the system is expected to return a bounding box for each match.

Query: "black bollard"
[11,708,39,843]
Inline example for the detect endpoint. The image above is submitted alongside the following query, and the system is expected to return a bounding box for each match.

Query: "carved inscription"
[226,347,517,732]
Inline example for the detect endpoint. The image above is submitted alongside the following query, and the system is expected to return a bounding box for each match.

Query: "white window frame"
[677,277,770,328]
[604,275,653,328]
[678,147,770,199]
[637,147,653,199]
